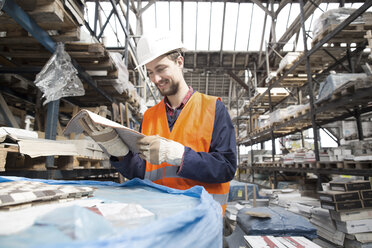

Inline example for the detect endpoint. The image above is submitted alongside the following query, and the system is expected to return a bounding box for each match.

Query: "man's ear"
[176,55,184,68]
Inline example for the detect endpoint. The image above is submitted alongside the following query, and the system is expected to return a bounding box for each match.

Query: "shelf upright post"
[124,0,130,66]
[236,78,240,168]
[354,107,364,141]
[247,72,254,183]
[249,100,254,166]
[0,0,115,169]
[266,42,276,161]
[249,107,255,183]
[299,0,320,161]
[297,88,305,148]
[268,88,276,160]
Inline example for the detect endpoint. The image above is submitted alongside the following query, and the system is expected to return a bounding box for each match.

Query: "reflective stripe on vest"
[212,192,229,206]
[144,166,181,181]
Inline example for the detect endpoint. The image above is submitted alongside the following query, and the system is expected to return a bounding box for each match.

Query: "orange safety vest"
[141,91,230,215]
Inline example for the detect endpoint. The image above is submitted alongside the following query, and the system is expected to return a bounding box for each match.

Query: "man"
[81,30,237,214]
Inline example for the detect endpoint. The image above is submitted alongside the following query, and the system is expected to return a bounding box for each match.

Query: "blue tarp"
[237,207,317,239]
[0,176,222,248]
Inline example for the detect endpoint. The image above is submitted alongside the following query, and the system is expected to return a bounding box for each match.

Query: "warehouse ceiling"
[0,0,370,128]
[84,0,369,109]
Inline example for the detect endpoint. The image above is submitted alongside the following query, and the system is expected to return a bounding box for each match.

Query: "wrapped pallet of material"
[227,180,266,202]
[0,177,222,248]
[277,52,302,74]
[109,52,130,95]
[316,73,367,104]
[312,8,366,37]
[269,104,308,125]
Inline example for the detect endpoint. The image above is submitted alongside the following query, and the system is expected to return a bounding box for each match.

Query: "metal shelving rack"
[0,0,136,179]
[237,1,372,187]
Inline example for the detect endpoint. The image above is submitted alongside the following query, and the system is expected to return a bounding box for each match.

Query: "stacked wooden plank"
[0,0,85,41]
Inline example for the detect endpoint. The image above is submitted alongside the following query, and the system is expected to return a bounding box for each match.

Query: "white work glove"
[79,116,129,157]
[137,135,185,166]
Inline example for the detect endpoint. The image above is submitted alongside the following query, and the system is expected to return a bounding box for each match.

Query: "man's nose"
[153,74,162,83]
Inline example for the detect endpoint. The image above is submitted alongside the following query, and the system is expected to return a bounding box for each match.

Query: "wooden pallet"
[343,161,372,170]
[261,93,289,103]
[295,107,310,118]
[282,163,297,168]
[4,153,105,171]
[55,156,105,170]
[0,0,81,32]
[279,76,308,87]
[254,162,282,168]
[283,115,295,122]
[294,162,317,169]
[312,22,372,46]
[316,161,344,169]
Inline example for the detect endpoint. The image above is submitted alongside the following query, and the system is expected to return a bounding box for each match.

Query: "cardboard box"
[361,190,372,200]
[319,191,360,202]
[330,209,372,221]
[336,219,372,234]
[321,200,363,211]
[330,181,371,192]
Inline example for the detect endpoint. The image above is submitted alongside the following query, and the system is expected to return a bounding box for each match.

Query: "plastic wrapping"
[228,180,265,202]
[269,104,308,125]
[109,52,130,94]
[316,73,367,104]
[277,52,302,73]
[313,8,365,37]
[0,177,222,248]
[34,43,85,105]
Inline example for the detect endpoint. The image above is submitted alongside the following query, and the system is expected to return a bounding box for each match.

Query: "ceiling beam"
[219,0,227,66]
[275,0,292,18]
[258,0,322,70]
[251,0,273,17]
[226,71,250,92]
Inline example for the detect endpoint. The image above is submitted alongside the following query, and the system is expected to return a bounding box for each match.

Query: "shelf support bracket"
[299,0,320,161]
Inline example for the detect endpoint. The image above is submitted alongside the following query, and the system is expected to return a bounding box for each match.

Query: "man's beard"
[158,80,179,96]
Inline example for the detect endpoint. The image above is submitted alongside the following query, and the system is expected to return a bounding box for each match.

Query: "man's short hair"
[166,49,183,62]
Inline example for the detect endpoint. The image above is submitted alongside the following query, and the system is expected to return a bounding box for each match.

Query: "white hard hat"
[136,29,184,69]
